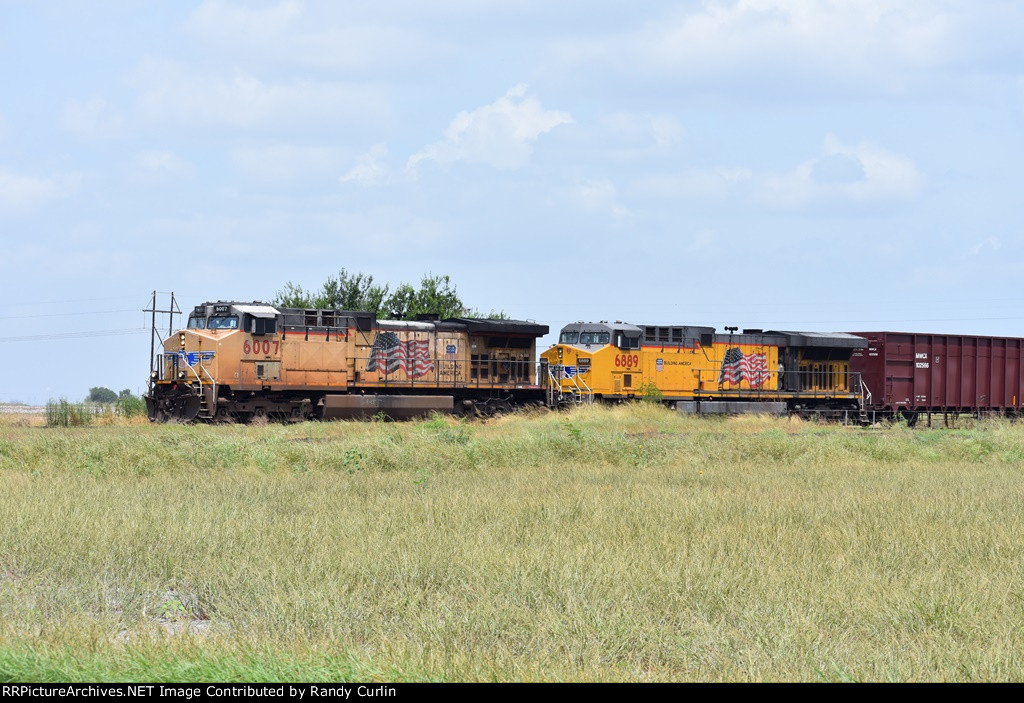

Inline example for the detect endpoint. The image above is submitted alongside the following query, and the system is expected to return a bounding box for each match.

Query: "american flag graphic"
[719,348,770,388]
[366,332,435,379]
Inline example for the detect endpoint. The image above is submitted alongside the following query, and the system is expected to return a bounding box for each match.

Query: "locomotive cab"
[542,321,644,402]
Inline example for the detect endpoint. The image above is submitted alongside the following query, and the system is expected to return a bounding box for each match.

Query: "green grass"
[1,406,1023,681]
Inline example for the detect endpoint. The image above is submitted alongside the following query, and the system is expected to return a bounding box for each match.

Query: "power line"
[0,295,144,311]
[0,309,139,320]
[0,328,148,343]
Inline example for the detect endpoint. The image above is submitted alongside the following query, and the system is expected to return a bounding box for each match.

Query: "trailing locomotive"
[145,301,548,422]
[541,321,869,418]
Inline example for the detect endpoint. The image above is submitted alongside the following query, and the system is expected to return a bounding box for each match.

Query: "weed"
[343,448,364,474]
[45,399,94,428]
[562,419,583,443]
[413,465,431,487]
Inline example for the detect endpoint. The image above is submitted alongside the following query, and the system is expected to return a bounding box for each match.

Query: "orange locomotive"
[146,301,548,422]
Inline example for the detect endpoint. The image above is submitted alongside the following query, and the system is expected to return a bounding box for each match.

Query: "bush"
[638,381,664,403]
[45,399,94,428]
[116,393,147,418]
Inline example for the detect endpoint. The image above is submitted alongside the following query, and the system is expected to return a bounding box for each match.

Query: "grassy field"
[1,405,1022,682]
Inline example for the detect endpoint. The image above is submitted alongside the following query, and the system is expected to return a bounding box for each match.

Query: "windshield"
[207,316,239,330]
[559,331,579,344]
[187,317,206,329]
[579,332,610,345]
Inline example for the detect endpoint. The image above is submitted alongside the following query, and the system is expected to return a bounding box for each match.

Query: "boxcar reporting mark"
[365,331,435,378]
[719,348,769,388]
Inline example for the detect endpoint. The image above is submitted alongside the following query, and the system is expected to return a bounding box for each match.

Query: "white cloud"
[690,229,720,254]
[341,144,392,186]
[133,150,194,179]
[0,168,80,214]
[636,167,754,201]
[969,236,1001,256]
[755,135,926,207]
[571,179,629,217]
[560,0,973,94]
[600,113,685,148]
[59,96,125,138]
[230,144,340,181]
[406,85,573,174]
[634,135,925,209]
[128,59,390,130]
[184,0,439,71]
[187,0,303,40]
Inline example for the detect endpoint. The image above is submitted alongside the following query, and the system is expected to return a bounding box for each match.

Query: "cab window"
[616,333,640,350]
[187,317,207,329]
[579,332,611,345]
[207,316,239,330]
[559,331,579,344]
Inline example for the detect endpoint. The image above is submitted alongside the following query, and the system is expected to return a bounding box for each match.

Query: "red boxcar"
[849,332,1024,414]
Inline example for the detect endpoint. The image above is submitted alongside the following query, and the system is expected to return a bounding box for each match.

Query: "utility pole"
[144,292,180,392]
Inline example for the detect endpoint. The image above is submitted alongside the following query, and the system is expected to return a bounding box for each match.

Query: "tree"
[274,269,389,312]
[273,270,505,321]
[383,274,468,320]
[87,386,117,404]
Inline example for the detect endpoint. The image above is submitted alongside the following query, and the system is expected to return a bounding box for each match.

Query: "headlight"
[150,371,158,380]
[179,333,186,347]
[177,371,187,379]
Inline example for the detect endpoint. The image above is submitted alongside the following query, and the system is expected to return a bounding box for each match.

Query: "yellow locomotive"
[146,302,548,422]
[540,321,867,416]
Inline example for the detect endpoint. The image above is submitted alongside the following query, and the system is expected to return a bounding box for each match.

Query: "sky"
[2,0,1024,404]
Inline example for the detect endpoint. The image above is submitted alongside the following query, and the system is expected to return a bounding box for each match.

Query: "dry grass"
[1,405,1022,681]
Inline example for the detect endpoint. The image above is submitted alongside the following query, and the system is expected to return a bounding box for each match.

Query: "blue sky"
[2,1,1023,403]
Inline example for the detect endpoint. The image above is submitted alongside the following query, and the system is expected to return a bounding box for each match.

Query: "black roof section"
[767,331,868,349]
[444,317,548,336]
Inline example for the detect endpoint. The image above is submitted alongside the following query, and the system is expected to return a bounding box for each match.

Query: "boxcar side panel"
[849,331,1024,413]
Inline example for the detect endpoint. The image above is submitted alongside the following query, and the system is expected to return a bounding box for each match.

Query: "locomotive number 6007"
[244,339,280,355]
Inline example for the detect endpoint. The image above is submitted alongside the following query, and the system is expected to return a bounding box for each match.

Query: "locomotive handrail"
[570,373,593,405]
[354,353,538,390]
[199,358,216,414]
[544,364,593,406]
[859,376,872,407]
